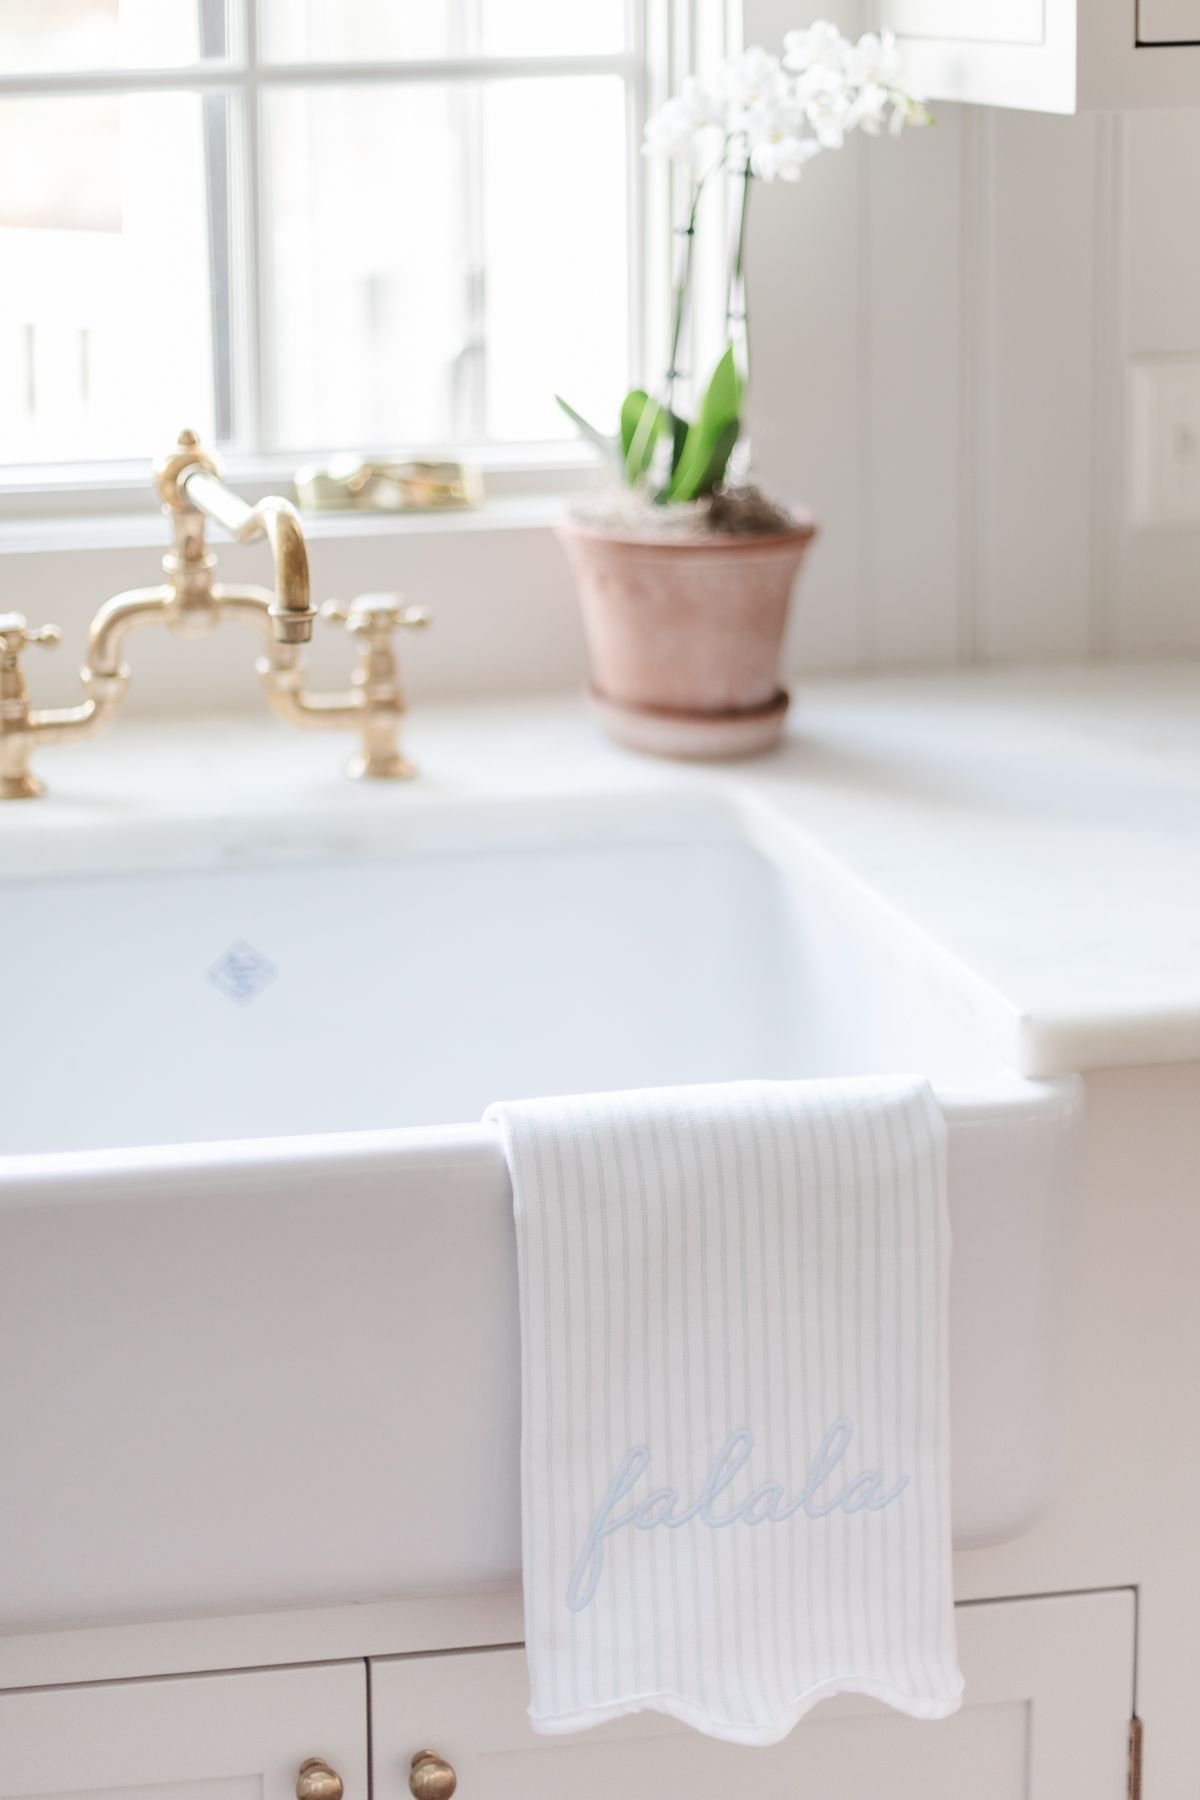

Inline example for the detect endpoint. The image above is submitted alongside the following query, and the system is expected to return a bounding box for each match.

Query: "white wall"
[9,70,1200,715]
[751,86,1200,673]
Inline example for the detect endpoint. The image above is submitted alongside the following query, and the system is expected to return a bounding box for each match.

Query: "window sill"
[0,490,585,559]
[0,436,602,550]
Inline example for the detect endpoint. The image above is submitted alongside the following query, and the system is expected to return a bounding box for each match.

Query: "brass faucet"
[0,429,428,799]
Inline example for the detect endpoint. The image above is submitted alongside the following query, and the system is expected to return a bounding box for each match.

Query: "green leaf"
[619,389,665,483]
[668,408,689,476]
[685,418,740,500]
[555,394,621,472]
[652,410,693,502]
[666,346,743,502]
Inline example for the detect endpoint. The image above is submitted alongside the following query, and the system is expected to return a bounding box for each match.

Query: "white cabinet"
[0,1594,1134,1800]
[873,0,1200,110]
[371,1592,1134,1800]
[0,1664,368,1800]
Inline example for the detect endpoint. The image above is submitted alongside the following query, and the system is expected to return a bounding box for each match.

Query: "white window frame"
[0,0,742,532]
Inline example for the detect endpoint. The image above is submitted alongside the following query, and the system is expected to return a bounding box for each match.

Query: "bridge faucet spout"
[153,429,316,646]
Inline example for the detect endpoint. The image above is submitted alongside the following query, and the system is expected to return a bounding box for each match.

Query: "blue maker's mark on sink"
[208,940,277,1006]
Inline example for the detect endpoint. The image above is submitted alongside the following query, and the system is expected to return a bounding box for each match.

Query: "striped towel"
[485,1076,963,1746]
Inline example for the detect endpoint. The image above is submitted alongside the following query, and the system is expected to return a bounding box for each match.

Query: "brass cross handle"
[409,1750,457,1799]
[321,594,430,639]
[295,1758,344,1800]
[0,612,62,660]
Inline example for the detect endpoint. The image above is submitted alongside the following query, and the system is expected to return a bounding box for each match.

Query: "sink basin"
[0,790,1079,1632]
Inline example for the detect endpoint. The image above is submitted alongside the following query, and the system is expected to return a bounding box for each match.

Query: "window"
[0,0,653,480]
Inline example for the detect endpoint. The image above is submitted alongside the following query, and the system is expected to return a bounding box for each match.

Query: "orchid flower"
[644,21,930,183]
[559,24,929,504]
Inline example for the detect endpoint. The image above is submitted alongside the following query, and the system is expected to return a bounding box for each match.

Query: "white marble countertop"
[5,658,1200,1078]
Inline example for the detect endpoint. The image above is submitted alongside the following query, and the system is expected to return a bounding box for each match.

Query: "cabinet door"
[867,0,1200,108]
[1139,0,1200,41]
[371,1592,1133,1800]
[0,1663,368,1800]
[870,0,1079,111]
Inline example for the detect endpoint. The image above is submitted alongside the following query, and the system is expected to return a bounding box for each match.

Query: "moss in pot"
[556,23,930,760]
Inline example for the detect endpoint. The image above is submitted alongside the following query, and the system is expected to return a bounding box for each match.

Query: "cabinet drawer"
[371,1592,1133,1799]
[0,1663,367,1800]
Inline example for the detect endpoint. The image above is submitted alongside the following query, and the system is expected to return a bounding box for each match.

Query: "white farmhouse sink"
[0,791,1079,1632]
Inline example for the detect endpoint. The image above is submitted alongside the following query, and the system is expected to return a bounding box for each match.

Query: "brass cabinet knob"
[296,1758,344,1800]
[409,1750,457,1799]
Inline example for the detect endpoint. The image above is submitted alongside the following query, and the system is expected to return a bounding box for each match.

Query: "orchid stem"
[665,177,704,420]
[663,142,731,418]
[725,156,753,378]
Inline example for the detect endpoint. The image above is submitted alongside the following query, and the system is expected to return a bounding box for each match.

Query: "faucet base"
[1,771,45,800]
[346,750,417,782]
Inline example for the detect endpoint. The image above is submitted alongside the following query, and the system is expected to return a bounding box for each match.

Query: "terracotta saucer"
[587,686,790,761]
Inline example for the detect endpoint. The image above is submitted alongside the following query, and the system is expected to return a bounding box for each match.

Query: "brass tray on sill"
[294,454,484,513]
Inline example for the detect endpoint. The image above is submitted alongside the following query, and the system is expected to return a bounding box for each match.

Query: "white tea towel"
[486,1076,963,1746]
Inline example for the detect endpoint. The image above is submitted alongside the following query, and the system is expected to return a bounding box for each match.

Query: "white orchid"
[642,75,723,165]
[848,80,891,136]
[845,29,905,88]
[750,128,822,182]
[845,31,930,134]
[643,21,929,179]
[558,24,930,504]
[742,69,843,163]
[794,63,855,149]
[721,44,787,110]
[888,91,933,134]
[782,20,849,75]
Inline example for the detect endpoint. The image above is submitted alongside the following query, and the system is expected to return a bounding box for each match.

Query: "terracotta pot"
[558,515,817,758]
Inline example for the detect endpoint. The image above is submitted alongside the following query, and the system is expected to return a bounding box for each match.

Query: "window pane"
[483,78,629,441]
[259,77,629,452]
[480,1,626,57]
[0,92,216,463]
[260,84,471,452]
[259,0,625,62]
[0,0,223,71]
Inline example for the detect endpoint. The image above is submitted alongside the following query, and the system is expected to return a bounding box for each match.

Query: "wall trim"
[1087,111,1126,659]
[957,107,997,664]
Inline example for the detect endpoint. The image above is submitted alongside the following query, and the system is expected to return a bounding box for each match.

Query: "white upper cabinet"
[873,0,1200,110]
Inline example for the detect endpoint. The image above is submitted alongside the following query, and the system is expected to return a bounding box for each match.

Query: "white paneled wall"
[1118,109,1200,655]
[750,68,1200,673]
